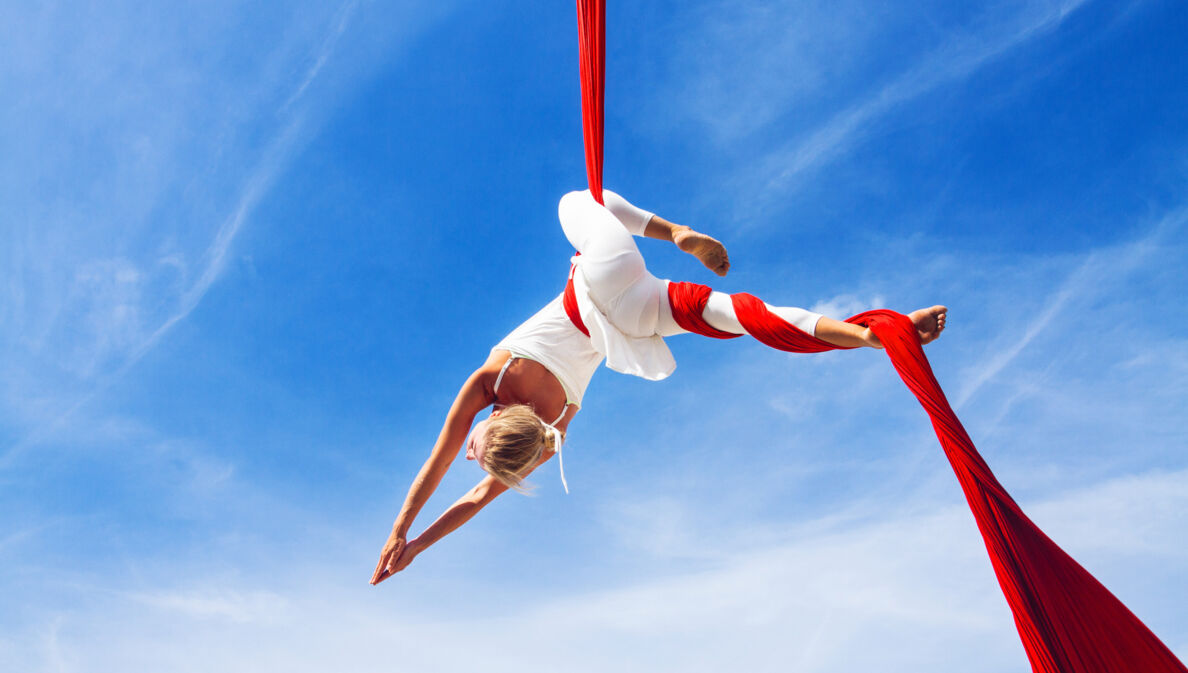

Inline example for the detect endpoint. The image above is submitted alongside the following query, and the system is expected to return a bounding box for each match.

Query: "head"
[466,404,558,491]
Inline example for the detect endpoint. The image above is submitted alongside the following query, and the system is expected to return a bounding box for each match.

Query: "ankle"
[670,224,693,244]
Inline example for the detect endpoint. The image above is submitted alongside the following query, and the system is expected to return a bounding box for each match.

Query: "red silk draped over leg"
[665,281,1187,672]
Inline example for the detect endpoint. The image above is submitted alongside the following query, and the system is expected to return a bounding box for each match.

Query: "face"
[465,416,495,463]
[465,407,506,461]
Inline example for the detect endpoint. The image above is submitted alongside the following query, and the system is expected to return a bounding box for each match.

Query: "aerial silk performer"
[370,183,946,564]
[372,2,1186,673]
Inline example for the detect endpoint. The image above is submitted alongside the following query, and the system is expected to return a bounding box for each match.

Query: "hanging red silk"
[571,3,1186,669]
[576,0,605,205]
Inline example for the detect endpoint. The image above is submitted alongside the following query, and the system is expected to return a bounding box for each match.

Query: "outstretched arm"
[369,365,493,584]
[373,475,507,581]
[372,447,557,582]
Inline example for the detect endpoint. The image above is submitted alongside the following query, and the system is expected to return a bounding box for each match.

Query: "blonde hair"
[480,404,557,491]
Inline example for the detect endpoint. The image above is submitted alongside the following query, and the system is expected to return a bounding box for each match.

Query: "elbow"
[469,479,507,506]
[469,482,493,504]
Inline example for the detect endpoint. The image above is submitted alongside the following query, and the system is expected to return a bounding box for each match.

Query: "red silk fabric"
[665,281,1186,672]
[575,0,605,205]
[572,5,1183,667]
[564,0,605,334]
[562,261,589,337]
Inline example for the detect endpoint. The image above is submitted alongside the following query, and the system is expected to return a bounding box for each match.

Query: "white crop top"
[491,294,603,407]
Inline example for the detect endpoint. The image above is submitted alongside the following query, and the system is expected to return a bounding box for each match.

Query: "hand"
[370,533,408,585]
[673,227,730,276]
[389,540,419,574]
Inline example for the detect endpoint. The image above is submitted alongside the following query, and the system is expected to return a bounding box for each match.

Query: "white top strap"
[545,424,568,494]
[494,355,515,393]
[548,405,568,426]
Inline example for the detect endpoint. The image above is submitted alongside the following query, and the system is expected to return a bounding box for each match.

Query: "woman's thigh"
[559,190,648,305]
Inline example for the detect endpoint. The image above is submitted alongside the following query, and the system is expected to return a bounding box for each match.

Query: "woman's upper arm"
[393,361,502,539]
[433,366,496,460]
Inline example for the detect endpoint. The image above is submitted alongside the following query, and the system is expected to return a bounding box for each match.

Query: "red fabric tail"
[575,0,605,205]
[665,281,1187,673]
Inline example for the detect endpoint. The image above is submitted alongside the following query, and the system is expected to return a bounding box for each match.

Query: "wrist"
[406,536,426,557]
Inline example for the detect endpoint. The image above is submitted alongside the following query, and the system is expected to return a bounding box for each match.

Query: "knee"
[558,190,594,217]
[558,190,604,244]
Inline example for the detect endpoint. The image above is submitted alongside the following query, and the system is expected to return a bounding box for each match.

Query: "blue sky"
[2,1,1186,671]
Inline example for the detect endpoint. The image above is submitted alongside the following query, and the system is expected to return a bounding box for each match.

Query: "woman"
[370,190,946,584]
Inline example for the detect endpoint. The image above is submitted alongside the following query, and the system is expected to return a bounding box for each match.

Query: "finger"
[372,546,398,583]
[371,555,389,584]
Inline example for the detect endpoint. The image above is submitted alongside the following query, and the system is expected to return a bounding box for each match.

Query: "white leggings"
[558,190,822,339]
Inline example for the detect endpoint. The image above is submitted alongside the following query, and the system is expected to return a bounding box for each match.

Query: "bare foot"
[673,227,730,276]
[908,305,947,345]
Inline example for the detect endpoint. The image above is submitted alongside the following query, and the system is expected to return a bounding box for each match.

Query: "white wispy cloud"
[125,117,305,370]
[0,5,357,466]
[131,589,291,624]
[642,0,888,143]
[757,0,1094,194]
[955,210,1185,408]
[809,293,887,319]
[282,1,359,111]
[5,468,1183,672]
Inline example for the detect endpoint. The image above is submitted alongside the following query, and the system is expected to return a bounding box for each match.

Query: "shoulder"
[471,350,513,399]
